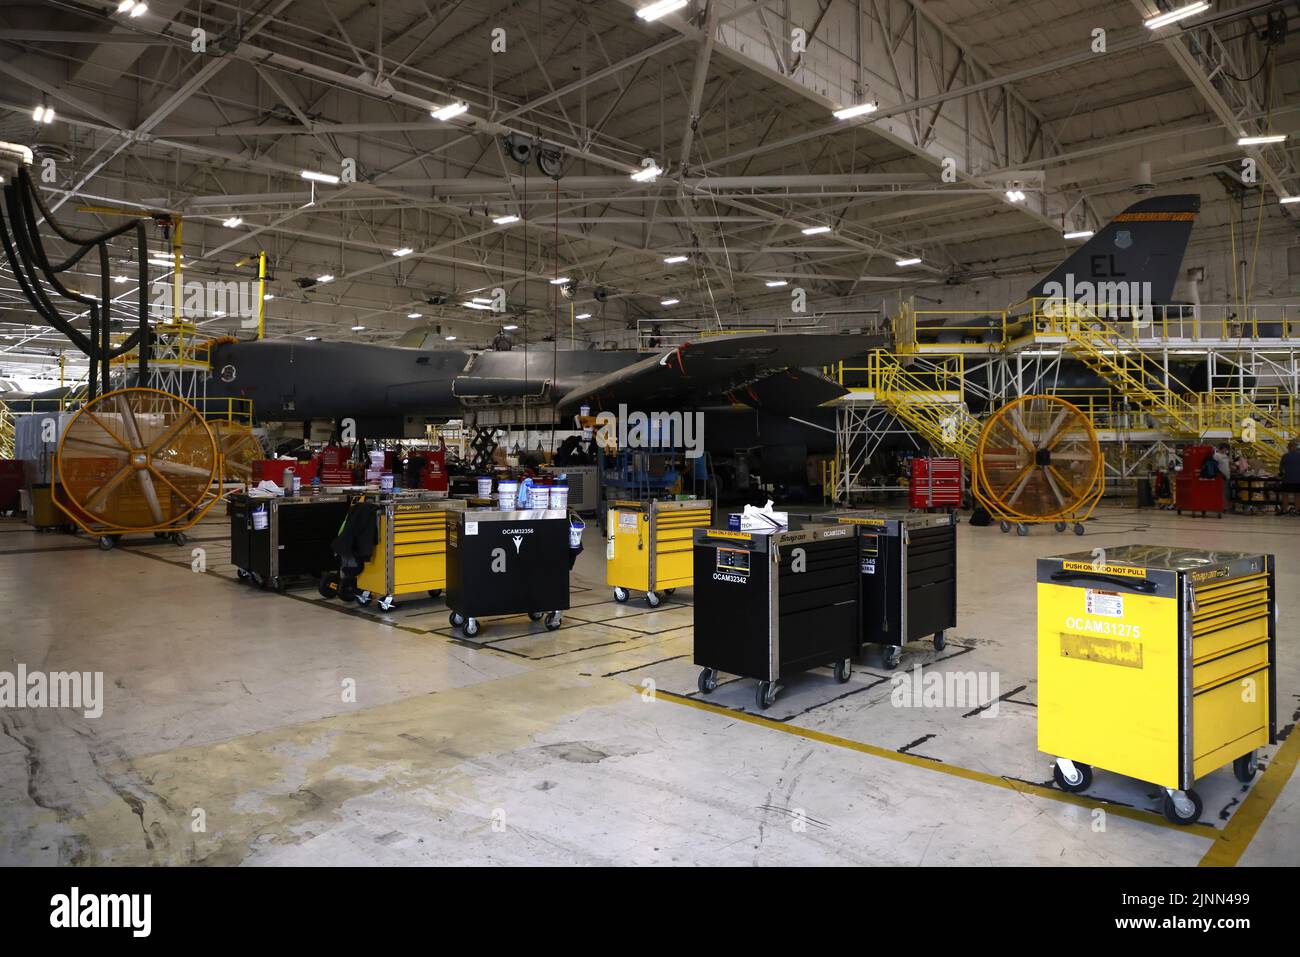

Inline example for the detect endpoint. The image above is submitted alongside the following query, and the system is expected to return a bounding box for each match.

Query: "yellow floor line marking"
[1199,726,1300,867]
[635,684,1220,839]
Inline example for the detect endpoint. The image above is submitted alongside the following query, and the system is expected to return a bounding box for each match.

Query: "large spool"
[973,394,1104,532]
[55,387,220,536]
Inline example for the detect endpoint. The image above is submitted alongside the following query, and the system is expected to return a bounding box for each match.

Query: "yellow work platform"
[606,498,712,606]
[355,496,466,612]
[1037,545,1276,825]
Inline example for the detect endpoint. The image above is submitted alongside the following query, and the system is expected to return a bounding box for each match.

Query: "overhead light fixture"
[1006,190,1026,203]
[148,258,175,268]
[801,225,832,235]
[407,312,422,319]
[1237,134,1286,146]
[765,280,788,288]
[316,274,335,283]
[832,102,877,121]
[305,335,320,341]
[549,277,570,285]
[636,0,688,22]
[492,214,520,225]
[1063,230,1095,240]
[351,324,366,331]
[212,310,225,318]
[462,301,491,310]
[117,0,136,11]
[895,257,922,267]
[128,1,147,15]
[31,105,54,124]
[112,275,129,284]
[630,162,662,183]
[663,255,688,264]
[1281,196,1300,205]
[430,101,469,121]
[392,247,413,257]
[660,298,679,306]
[576,312,592,320]
[300,169,340,184]
[222,216,242,228]
[503,324,518,331]
[1143,1,1210,30]
[445,335,458,341]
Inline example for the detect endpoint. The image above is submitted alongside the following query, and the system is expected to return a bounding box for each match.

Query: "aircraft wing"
[555,331,882,412]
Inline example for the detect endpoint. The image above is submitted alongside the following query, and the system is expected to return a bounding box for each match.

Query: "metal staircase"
[861,351,980,461]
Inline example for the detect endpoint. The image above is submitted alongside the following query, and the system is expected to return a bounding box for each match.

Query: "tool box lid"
[1043,544,1268,575]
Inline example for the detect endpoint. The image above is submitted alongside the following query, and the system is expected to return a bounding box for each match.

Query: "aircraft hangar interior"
[0,0,1299,892]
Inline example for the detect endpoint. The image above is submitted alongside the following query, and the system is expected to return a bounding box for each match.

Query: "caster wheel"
[1016,523,1028,537]
[170,531,188,546]
[427,589,442,599]
[933,630,946,651]
[237,568,251,582]
[1052,760,1093,793]
[250,571,265,588]
[355,590,372,607]
[98,535,116,551]
[544,611,562,631]
[697,668,718,694]
[318,572,339,599]
[271,577,285,593]
[663,588,676,596]
[646,590,661,608]
[1073,523,1085,536]
[338,581,357,602]
[882,646,901,670]
[755,680,778,711]
[1233,751,1258,783]
[378,595,396,612]
[154,531,168,540]
[528,611,544,622]
[612,587,629,603]
[449,611,465,628]
[999,520,1010,533]
[834,658,852,683]
[1162,789,1203,825]
[1054,522,1067,532]
[463,618,481,638]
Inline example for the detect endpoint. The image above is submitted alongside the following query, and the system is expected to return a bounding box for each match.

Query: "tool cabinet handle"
[1050,570,1156,593]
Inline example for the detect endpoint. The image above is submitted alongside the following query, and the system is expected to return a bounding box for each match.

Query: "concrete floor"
[1,503,1297,866]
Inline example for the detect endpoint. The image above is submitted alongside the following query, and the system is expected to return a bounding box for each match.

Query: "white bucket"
[252,505,269,530]
[529,485,549,509]
[476,476,493,498]
[380,473,394,491]
[568,514,585,548]
[549,484,569,510]
[497,480,518,510]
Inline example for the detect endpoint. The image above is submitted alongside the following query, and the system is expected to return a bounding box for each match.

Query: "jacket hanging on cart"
[331,500,380,576]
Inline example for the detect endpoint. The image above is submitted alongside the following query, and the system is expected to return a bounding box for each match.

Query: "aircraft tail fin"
[1025,194,1200,306]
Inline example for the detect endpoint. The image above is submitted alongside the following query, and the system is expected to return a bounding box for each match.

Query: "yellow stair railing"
[0,403,13,459]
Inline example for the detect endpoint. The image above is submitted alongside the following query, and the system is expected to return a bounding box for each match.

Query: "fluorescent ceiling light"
[1143,1,1210,30]
[1006,190,1026,203]
[1281,196,1300,205]
[222,216,242,228]
[576,312,592,320]
[32,105,54,124]
[407,312,422,319]
[636,0,688,22]
[660,298,679,306]
[264,293,274,300]
[832,102,877,121]
[300,169,340,184]
[472,297,493,304]
[801,225,831,235]
[1237,134,1286,145]
[492,214,520,225]
[462,301,491,310]
[148,258,175,268]
[212,311,225,318]
[316,274,334,283]
[1063,230,1094,240]
[392,247,413,257]
[765,280,788,288]
[112,275,129,284]
[630,163,662,182]
[895,257,922,267]
[445,335,457,341]
[350,325,365,331]
[305,336,320,341]
[663,255,688,264]
[430,101,468,121]
[117,0,136,11]
[129,1,147,15]
[503,324,518,331]
[550,277,570,285]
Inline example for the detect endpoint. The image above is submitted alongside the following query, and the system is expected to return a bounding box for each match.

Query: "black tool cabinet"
[692,524,860,709]
[229,492,352,591]
[445,508,571,638]
[837,510,957,668]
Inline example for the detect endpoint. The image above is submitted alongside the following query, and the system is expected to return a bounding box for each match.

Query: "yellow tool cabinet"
[606,498,712,606]
[355,497,465,612]
[1037,545,1276,825]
